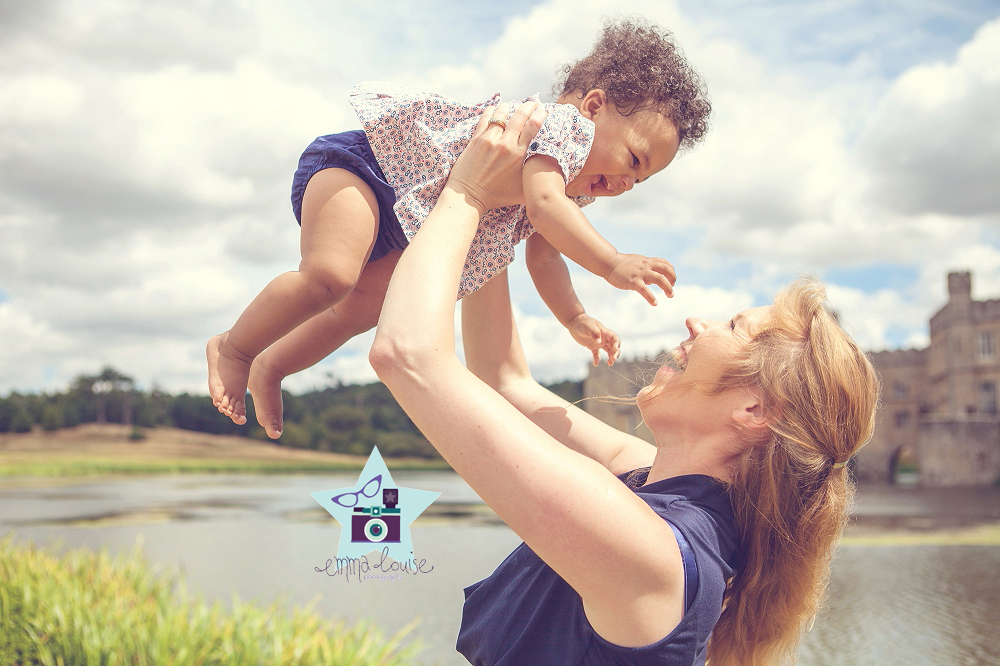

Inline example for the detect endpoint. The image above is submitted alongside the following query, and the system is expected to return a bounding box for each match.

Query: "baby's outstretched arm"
[526,233,620,366]
[522,155,675,305]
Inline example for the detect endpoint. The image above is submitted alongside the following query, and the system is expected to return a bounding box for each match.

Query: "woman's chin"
[638,367,676,401]
[652,363,683,385]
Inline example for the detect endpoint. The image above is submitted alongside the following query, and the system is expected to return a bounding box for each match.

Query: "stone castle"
[584,271,1000,485]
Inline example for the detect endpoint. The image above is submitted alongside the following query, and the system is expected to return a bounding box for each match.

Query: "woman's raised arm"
[460,269,656,475]
[369,103,685,647]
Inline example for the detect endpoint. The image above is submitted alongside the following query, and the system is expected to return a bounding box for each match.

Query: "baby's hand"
[568,313,621,367]
[605,253,675,305]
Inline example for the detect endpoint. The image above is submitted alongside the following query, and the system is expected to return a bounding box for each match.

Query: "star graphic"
[311,446,439,567]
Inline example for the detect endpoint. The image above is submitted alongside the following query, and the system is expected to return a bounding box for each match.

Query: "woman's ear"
[578,89,607,120]
[731,396,770,435]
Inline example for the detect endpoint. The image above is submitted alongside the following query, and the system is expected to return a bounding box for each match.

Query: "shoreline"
[4,425,998,547]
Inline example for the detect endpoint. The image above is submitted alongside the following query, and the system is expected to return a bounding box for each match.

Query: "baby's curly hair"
[554,18,711,150]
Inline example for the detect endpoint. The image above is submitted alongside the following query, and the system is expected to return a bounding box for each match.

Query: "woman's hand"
[446,101,548,216]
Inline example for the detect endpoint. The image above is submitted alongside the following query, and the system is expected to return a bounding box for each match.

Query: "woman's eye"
[729,319,735,330]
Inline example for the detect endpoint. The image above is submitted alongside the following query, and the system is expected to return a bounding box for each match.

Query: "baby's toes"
[231,405,247,425]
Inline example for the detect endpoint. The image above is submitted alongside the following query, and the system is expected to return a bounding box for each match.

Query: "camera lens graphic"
[365,518,389,542]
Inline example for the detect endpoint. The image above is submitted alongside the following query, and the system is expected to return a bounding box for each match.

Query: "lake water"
[1,472,998,665]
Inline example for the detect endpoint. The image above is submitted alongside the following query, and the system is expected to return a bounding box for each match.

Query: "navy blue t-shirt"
[456,471,737,665]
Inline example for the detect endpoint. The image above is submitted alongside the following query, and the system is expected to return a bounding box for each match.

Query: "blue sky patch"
[678,0,1000,78]
[883,323,925,350]
[825,263,920,293]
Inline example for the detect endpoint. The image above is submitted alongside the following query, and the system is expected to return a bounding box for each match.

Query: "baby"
[207,18,711,438]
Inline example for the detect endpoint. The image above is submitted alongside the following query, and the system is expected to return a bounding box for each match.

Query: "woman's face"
[637,306,772,429]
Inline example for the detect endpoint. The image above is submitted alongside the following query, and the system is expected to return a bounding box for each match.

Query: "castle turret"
[932,271,972,333]
[948,271,972,305]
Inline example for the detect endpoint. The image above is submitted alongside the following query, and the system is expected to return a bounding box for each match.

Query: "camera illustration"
[351,487,401,543]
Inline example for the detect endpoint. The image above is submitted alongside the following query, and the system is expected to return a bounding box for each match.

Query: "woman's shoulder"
[622,469,738,568]
[574,471,738,665]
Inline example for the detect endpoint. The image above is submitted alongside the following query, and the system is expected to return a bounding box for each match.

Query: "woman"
[370,103,879,665]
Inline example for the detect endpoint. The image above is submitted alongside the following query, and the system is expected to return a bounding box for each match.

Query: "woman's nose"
[685,317,707,338]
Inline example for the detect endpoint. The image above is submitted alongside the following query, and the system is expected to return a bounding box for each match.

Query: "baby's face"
[565,105,680,198]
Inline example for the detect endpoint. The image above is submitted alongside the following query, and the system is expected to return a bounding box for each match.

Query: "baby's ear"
[578,89,607,119]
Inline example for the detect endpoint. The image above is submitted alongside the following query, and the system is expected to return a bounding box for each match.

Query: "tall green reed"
[0,536,424,665]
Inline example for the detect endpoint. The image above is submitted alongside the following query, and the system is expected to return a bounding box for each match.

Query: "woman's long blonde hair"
[707,277,879,665]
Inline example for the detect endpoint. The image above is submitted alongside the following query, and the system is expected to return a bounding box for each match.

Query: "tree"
[40,405,63,431]
[75,367,135,425]
[0,398,16,433]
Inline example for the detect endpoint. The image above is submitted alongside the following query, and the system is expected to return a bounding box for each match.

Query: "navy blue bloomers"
[290,130,409,263]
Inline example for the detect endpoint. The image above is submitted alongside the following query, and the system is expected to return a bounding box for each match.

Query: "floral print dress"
[351,81,596,298]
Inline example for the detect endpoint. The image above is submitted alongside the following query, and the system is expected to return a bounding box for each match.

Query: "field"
[0,423,448,477]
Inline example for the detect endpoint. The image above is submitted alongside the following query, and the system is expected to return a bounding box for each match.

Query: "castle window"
[893,411,910,428]
[980,382,997,415]
[979,332,995,360]
[892,381,908,399]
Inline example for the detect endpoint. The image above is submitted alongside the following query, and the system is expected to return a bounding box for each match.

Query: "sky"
[1,0,999,395]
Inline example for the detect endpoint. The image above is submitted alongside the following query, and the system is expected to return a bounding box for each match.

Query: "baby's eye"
[631,153,640,167]
[728,319,736,330]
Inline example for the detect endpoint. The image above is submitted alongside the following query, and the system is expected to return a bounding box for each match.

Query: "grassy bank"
[0,537,424,665]
[840,522,1000,547]
[0,424,450,478]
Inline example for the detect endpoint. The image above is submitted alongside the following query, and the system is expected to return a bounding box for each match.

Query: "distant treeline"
[0,367,583,459]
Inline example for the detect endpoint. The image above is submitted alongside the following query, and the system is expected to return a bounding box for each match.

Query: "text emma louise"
[315,548,434,582]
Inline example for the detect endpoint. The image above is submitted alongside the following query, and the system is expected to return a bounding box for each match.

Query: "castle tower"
[921,270,1000,483]
[929,271,978,418]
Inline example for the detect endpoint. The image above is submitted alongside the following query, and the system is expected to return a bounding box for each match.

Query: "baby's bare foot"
[248,355,284,439]
[206,332,251,425]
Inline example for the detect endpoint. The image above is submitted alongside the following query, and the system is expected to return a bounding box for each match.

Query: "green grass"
[840,523,1000,547]
[0,458,450,478]
[0,536,425,665]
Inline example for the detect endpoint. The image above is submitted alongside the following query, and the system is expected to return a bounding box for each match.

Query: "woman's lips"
[655,364,678,380]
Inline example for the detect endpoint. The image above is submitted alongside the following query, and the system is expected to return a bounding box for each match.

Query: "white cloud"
[860,17,1000,217]
[1,0,999,397]
[0,73,83,122]
[825,284,930,352]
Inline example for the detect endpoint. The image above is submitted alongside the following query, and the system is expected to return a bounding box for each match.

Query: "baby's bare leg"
[248,250,400,438]
[207,168,379,424]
